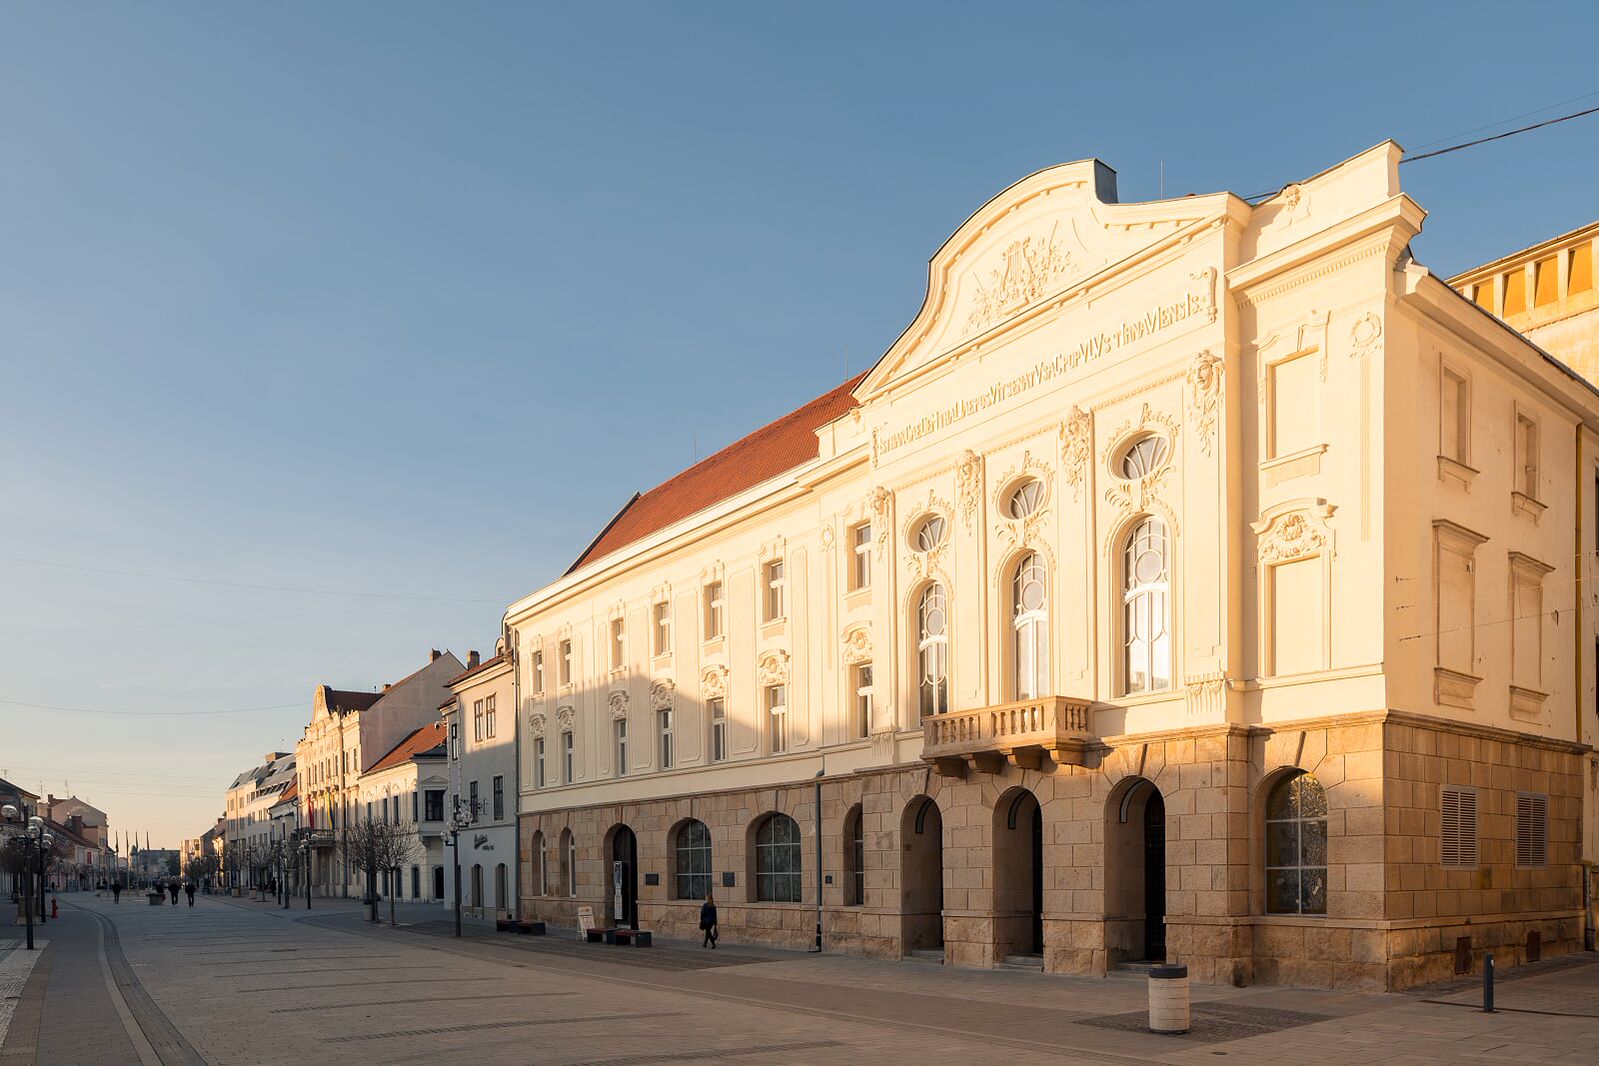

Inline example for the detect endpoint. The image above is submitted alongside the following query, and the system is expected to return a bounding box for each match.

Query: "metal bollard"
[1482,952,1495,1013]
[1148,963,1190,1034]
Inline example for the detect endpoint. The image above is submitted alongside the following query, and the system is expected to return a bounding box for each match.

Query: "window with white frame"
[1012,551,1049,699]
[559,640,573,686]
[764,559,786,621]
[853,662,873,738]
[1121,516,1171,694]
[561,729,574,783]
[485,693,496,738]
[654,601,671,656]
[610,618,625,670]
[704,581,724,640]
[658,707,674,769]
[449,722,459,760]
[850,523,872,590]
[614,718,628,777]
[534,737,546,788]
[766,684,788,753]
[532,649,545,694]
[918,583,949,717]
[708,697,727,762]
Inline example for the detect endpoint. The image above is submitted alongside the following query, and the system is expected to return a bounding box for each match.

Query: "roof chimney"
[430,648,441,662]
[467,650,480,669]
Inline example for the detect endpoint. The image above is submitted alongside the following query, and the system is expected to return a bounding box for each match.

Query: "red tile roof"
[448,652,506,687]
[569,372,867,572]
[365,721,447,774]
[278,780,299,804]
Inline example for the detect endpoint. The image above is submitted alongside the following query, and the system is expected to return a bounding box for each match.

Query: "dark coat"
[699,901,718,929]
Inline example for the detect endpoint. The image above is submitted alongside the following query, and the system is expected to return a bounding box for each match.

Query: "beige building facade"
[510,144,1597,990]
[440,646,519,917]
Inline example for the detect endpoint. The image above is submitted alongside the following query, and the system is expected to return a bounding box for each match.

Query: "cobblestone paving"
[7,894,1598,1065]
[0,938,45,1050]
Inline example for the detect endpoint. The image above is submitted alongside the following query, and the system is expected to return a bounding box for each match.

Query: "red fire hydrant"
[51,898,58,919]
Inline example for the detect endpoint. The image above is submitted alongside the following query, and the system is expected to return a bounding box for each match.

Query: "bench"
[610,928,652,947]
[516,921,546,935]
[585,928,606,943]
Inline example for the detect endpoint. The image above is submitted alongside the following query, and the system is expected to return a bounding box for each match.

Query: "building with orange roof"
[355,719,449,903]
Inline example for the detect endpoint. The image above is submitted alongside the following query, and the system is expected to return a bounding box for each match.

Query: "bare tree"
[373,822,422,926]
[339,820,383,922]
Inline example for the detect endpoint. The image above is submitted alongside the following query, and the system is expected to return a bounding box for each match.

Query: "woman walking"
[699,891,718,949]
[184,880,196,907]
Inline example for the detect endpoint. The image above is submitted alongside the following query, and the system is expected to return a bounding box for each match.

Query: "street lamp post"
[444,796,483,939]
[2,804,52,951]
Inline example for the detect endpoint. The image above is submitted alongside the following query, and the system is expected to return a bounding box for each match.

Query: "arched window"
[843,805,865,906]
[530,830,546,895]
[673,819,712,900]
[755,813,802,903]
[918,584,949,717]
[1012,552,1049,700]
[1121,516,1171,694]
[1119,435,1169,479]
[1265,773,1328,916]
[1006,479,1044,519]
[495,863,508,912]
[558,827,576,897]
[914,515,947,552]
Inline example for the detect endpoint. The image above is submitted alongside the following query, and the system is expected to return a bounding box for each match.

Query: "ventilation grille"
[1441,785,1479,866]
[1516,792,1549,868]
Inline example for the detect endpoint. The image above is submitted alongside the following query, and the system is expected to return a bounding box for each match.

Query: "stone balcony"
[920,695,1096,777]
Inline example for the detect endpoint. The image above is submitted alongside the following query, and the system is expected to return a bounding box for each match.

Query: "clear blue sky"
[3,2,1596,847]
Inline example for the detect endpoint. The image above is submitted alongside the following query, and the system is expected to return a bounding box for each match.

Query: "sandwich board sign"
[576,905,595,934]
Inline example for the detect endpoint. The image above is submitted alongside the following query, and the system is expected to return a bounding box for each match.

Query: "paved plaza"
[0,893,1596,1065]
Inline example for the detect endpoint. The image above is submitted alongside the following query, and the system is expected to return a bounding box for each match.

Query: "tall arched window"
[1265,773,1328,916]
[918,584,949,717]
[558,827,576,897]
[530,830,546,895]
[673,819,712,900]
[1121,516,1171,694]
[843,805,865,906]
[1012,552,1049,699]
[755,813,802,903]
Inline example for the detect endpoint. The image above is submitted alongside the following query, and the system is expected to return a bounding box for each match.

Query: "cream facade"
[355,725,448,903]
[223,752,294,889]
[510,143,1597,991]
[440,646,519,917]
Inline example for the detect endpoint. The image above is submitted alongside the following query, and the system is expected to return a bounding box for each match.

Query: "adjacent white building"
[440,645,518,917]
[358,720,450,902]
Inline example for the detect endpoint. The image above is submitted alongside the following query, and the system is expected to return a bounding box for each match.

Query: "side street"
[1,892,1596,1065]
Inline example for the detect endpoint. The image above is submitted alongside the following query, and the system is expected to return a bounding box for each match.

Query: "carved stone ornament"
[869,487,893,555]
[956,450,983,531]
[756,650,791,687]
[842,626,872,665]
[1254,509,1331,562]
[964,226,1075,335]
[993,450,1053,557]
[1183,671,1227,719]
[1059,406,1092,500]
[1349,311,1382,359]
[649,678,675,711]
[1102,404,1181,532]
[1186,349,1223,456]
[556,705,575,730]
[528,713,547,738]
[701,666,728,701]
[819,523,836,551]
[607,691,629,719]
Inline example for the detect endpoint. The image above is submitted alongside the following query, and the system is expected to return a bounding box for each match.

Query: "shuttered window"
[1440,785,1478,867]
[1516,792,1548,868]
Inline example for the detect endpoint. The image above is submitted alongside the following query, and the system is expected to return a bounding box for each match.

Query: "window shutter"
[1516,793,1548,867]
[1441,786,1478,866]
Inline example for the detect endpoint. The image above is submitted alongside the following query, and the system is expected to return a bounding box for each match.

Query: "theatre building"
[511,142,1598,990]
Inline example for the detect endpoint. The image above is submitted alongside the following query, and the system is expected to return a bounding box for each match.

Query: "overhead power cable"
[0,697,303,717]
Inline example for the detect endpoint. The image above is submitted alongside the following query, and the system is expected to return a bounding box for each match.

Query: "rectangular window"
[485,694,496,738]
[658,708,673,769]
[533,649,545,693]
[412,791,418,822]
[1440,365,1468,464]
[614,718,628,777]
[767,684,788,754]
[1440,785,1479,867]
[449,722,459,760]
[764,560,786,621]
[534,738,546,789]
[854,662,874,739]
[611,618,625,669]
[1503,266,1528,316]
[366,801,373,823]
[851,523,872,590]
[473,699,484,742]
[708,697,727,762]
[492,776,504,821]
[1268,350,1320,458]
[1515,792,1549,868]
[468,781,479,821]
[1534,255,1560,307]
[562,730,574,783]
[654,601,671,656]
[704,581,724,639]
[1515,413,1539,499]
[560,640,573,686]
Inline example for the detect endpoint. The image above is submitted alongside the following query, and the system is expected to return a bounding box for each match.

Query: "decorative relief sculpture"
[607,691,629,719]
[819,523,836,551]
[1101,404,1180,528]
[556,705,575,730]
[1349,311,1382,359]
[1183,671,1227,719]
[1186,349,1223,455]
[649,678,675,711]
[701,666,727,700]
[1255,509,1331,562]
[956,450,983,530]
[1059,406,1092,500]
[529,713,546,738]
[869,486,893,556]
[964,228,1075,335]
[993,450,1053,555]
[842,626,872,665]
[756,650,790,687]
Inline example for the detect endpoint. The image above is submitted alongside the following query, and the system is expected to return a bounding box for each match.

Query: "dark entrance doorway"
[994,788,1044,959]
[1029,802,1044,955]
[901,797,944,951]
[611,825,639,928]
[1143,790,1166,961]
[433,866,444,900]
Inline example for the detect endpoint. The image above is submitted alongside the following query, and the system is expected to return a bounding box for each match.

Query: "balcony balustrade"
[920,695,1095,776]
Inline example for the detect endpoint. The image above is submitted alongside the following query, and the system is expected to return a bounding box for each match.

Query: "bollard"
[1482,952,1495,1013]
[1148,963,1190,1034]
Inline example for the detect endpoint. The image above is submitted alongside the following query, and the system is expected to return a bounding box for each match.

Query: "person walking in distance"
[699,891,719,949]
[184,880,196,907]
[168,878,179,905]
[110,879,122,904]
